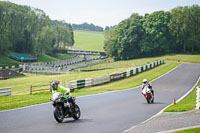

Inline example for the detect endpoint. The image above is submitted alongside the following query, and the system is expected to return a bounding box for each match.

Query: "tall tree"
[33,26,54,57]
[140,11,172,55]
[169,6,191,53]
[104,13,144,60]
[187,5,200,52]
[0,1,74,56]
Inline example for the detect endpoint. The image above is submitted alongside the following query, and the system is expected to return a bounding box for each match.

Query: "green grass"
[76,62,178,92]
[0,54,199,111]
[79,54,200,71]
[164,82,200,112]
[80,57,158,70]
[0,92,51,111]
[0,57,20,67]
[54,53,75,60]
[74,30,105,52]
[37,54,75,62]
[0,61,178,111]
[0,53,76,67]
[0,56,167,95]
[164,54,200,63]
[174,127,200,133]
[37,54,58,62]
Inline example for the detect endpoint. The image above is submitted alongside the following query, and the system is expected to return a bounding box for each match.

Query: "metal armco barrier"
[77,80,85,89]
[126,71,131,77]
[68,60,165,91]
[85,78,93,87]
[93,76,110,85]
[68,80,78,91]
[0,87,12,96]
[196,86,200,109]
[110,73,122,81]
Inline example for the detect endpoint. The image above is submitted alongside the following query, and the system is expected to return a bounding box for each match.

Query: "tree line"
[72,22,104,32]
[104,5,200,60]
[0,1,74,57]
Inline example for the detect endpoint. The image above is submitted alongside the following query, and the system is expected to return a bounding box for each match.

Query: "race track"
[0,64,200,133]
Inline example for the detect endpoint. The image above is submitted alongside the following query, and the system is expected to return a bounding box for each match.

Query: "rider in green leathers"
[51,81,74,106]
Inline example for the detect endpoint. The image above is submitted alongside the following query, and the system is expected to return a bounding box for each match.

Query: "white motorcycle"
[142,86,154,104]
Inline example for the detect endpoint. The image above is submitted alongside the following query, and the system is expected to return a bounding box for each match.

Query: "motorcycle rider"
[50,81,75,109]
[142,79,154,96]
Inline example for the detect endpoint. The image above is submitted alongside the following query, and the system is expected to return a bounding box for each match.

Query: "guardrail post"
[30,85,32,95]
[196,86,200,109]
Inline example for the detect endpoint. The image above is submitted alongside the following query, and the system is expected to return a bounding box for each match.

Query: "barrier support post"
[30,85,32,95]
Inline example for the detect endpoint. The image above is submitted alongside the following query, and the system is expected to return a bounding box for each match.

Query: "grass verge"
[73,30,105,52]
[0,57,20,67]
[174,127,200,133]
[0,62,178,111]
[164,81,200,112]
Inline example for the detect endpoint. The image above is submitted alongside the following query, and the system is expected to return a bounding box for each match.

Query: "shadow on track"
[61,118,93,124]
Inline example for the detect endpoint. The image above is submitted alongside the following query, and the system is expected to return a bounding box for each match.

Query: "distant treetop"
[72,22,104,32]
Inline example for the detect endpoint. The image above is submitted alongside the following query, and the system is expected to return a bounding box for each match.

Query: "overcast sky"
[2,0,200,27]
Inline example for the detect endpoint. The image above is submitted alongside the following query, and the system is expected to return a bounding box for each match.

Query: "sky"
[2,0,200,28]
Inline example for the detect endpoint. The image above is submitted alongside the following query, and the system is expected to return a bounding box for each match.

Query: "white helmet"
[143,79,147,83]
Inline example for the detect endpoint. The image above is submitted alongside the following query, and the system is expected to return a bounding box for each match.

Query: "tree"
[72,22,104,32]
[33,26,54,56]
[53,22,74,48]
[140,11,172,56]
[169,6,191,53]
[0,1,74,56]
[104,13,144,60]
[187,5,200,52]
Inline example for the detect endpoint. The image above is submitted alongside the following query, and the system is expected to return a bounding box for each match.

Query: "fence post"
[196,86,200,109]
[30,85,32,95]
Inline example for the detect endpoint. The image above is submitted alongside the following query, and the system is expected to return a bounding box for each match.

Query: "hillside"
[0,30,105,67]
[73,30,105,52]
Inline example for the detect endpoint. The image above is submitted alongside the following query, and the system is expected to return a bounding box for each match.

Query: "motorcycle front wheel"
[146,94,151,104]
[151,95,154,103]
[72,104,81,120]
[54,106,64,123]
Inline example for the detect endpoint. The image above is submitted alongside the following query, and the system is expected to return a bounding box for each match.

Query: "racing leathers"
[142,82,154,96]
[51,85,75,106]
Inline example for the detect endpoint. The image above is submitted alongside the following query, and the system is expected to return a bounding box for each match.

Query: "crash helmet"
[143,79,148,84]
[51,81,59,91]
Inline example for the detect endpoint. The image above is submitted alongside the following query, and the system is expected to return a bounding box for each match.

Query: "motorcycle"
[142,86,154,104]
[51,92,81,123]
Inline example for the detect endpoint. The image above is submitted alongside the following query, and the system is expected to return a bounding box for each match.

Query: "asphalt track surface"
[0,64,200,133]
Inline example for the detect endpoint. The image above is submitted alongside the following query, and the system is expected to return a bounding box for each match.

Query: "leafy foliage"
[0,1,74,56]
[104,5,200,60]
[72,22,104,32]
[104,13,144,60]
